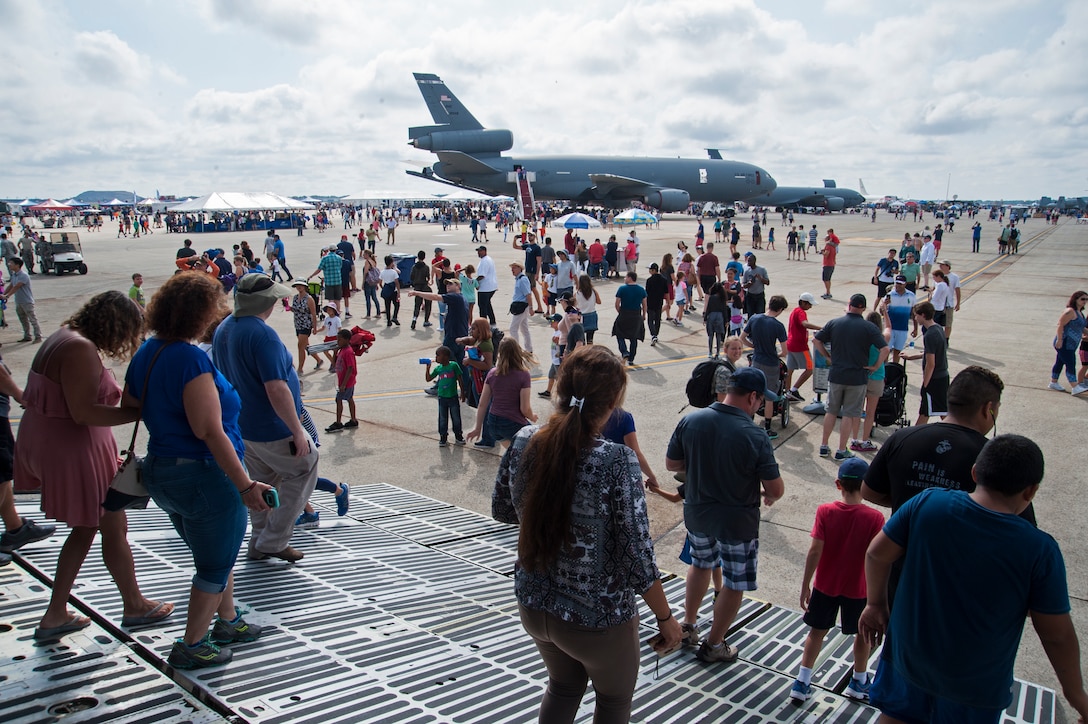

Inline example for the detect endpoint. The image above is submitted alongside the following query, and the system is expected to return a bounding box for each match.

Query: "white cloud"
[1,0,1086,200]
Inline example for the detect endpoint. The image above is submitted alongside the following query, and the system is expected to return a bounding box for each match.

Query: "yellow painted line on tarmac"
[303,351,720,406]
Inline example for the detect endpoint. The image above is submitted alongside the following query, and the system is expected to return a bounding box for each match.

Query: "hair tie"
[568,396,585,412]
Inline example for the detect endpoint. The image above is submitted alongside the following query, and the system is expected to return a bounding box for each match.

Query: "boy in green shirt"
[425,346,466,447]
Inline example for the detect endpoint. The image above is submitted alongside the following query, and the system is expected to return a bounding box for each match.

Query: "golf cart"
[43,232,88,275]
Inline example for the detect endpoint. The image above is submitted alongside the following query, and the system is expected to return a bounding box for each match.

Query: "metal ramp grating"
[0,565,224,724]
[7,484,1056,724]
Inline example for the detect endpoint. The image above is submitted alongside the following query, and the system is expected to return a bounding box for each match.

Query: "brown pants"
[519,604,640,724]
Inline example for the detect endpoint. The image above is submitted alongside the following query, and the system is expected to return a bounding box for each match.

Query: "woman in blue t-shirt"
[126,272,275,670]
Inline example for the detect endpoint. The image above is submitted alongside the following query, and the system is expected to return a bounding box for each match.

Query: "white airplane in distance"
[859,179,898,205]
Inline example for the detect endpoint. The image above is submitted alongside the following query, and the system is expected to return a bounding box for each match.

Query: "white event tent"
[170,192,315,213]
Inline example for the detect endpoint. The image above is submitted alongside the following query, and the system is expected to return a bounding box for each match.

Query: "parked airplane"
[407,73,776,211]
[704,150,861,211]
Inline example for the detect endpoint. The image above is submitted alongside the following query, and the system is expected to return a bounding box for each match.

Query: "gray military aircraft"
[407,73,776,211]
[706,150,863,211]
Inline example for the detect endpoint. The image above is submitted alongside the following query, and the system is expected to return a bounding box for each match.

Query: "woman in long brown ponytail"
[492,345,680,723]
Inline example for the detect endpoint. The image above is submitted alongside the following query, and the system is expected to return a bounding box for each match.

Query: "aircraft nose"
[760,170,777,192]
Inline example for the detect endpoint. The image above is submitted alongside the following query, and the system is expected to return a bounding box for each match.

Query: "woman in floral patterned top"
[493,345,681,723]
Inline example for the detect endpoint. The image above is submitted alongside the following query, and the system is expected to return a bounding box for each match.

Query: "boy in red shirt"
[785,292,822,401]
[325,329,358,433]
[790,458,885,704]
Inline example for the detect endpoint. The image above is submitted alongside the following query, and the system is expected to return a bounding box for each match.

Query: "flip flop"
[121,601,175,627]
[34,615,91,640]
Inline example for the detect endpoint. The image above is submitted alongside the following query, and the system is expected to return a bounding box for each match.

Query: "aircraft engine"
[644,188,690,212]
[411,129,514,154]
[826,197,845,212]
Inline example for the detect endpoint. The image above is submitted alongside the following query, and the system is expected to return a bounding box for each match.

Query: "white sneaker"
[1072,383,1088,396]
[1048,381,1066,392]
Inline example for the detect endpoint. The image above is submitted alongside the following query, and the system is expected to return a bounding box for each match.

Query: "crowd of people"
[0,207,1085,723]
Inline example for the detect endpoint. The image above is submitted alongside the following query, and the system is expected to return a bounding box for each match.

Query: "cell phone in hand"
[289,441,297,455]
[262,488,280,508]
[648,632,680,656]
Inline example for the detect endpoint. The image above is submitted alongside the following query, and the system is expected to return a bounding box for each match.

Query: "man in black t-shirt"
[903,301,947,425]
[644,263,669,345]
[862,366,1035,607]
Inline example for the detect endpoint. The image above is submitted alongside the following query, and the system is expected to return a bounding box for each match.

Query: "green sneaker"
[211,608,263,644]
[168,636,232,669]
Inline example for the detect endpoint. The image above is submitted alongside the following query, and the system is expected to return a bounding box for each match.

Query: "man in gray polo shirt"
[741,253,769,316]
[813,294,888,460]
[666,367,785,664]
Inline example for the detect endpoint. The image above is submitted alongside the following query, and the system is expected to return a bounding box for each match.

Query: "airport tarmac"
[5,209,1087,721]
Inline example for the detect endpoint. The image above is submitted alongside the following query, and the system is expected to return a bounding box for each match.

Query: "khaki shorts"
[943,306,954,328]
[866,377,885,398]
[826,382,866,418]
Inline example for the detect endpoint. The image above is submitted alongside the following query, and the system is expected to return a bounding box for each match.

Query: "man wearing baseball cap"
[936,259,961,342]
[785,293,823,401]
[666,366,784,664]
[507,261,534,354]
[883,276,916,363]
[475,246,497,324]
[814,294,889,460]
[214,273,318,563]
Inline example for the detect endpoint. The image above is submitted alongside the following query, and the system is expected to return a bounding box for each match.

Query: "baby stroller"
[874,361,909,428]
[747,355,790,431]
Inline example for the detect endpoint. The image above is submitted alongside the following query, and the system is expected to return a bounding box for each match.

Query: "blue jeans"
[617,337,639,362]
[438,397,463,440]
[363,283,380,316]
[143,456,247,594]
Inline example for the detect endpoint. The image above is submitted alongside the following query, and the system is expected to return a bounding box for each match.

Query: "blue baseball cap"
[728,367,779,402]
[838,458,869,480]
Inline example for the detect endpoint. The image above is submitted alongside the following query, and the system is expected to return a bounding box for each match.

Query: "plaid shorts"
[685,532,759,591]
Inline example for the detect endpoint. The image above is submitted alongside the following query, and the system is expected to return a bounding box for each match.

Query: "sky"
[2,0,1085,202]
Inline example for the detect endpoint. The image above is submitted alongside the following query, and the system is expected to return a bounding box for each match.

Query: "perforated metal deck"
[3,483,1055,723]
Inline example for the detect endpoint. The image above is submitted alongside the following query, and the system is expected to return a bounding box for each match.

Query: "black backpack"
[490,325,505,352]
[684,358,733,409]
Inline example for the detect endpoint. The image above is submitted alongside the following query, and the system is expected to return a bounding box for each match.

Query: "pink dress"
[15,332,123,528]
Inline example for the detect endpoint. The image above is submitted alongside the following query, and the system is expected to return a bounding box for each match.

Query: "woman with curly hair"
[125,272,273,668]
[492,345,680,722]
[15,291,175,640]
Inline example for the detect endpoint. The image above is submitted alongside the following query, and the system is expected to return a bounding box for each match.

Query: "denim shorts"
[143,456,248,594]
[486,413,528,443]
[870,658,1003,724]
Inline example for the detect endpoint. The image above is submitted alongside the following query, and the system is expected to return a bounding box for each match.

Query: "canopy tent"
[28,199,74,211]
[554,212,602,229]
[104,198,133,206]
[614,208,658,225]
[170,192,315,213]
[16,199,34,206]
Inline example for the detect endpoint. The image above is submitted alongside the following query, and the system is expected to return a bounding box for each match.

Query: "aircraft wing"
[588,173,656,195]
[435,151,503,176]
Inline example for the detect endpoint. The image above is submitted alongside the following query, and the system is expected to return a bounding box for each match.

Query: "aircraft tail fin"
[413,73,484,132]
[823,179,837,188]
[706,148,723,160]
[859,178,868,196]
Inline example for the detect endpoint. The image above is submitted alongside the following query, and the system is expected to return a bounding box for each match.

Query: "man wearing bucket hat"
[213,274,319,563]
